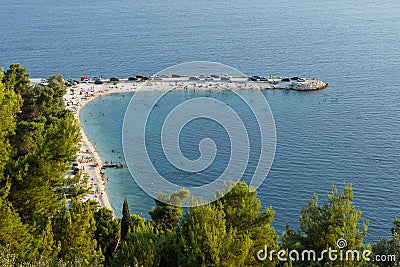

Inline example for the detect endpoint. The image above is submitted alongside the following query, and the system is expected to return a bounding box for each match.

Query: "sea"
[1,0,399,242]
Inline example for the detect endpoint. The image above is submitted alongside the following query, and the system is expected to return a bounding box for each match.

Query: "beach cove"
[63,78,278,215]
[64,82,139,214]
[67,78,400,243]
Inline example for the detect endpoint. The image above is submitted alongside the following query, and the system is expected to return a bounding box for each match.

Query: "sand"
[65,82,138,214]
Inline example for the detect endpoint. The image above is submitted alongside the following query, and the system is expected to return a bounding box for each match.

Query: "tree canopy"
[0,65,100,265]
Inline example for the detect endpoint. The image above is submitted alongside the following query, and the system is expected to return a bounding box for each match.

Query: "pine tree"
[0,185,34,261]
[149,189,189,232]
[0,69,21,177]
[112,222,159,267]
[94,208,119,265]
[121,198,131,240]
[0,68,33,262]
[282,183,369,267]
[372,219,400,267]
[35,219,60,264]
[214,181,279,266]
[2,65,80,229]
[178,202,236,266]
[57,200,104,266]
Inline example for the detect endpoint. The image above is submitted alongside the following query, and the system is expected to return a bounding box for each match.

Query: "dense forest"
[0,64,399,266]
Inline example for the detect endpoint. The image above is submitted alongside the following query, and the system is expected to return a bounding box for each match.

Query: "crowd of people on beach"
[64,83,131,211]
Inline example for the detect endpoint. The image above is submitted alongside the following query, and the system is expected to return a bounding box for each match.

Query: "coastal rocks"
[254,77,328,91]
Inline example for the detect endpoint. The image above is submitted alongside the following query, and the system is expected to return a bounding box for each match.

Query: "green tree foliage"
[372,219,400,267]
[34,219,60,263]
[0,185,34,261]
[392,220,400,266]
[154,231,181,267]
[2,64,31,108]
[149,189,190,232]
[282,183,369,266]
[145,190,190,266]
[112,222,159,267]
[176,182,279,267]
[0,243,91,267]
[2,64,80,229]
[0,69,21,177]
[94,208,120,265]
[112,183,279,267]
[65,172,90,200]
[55,200,104,266]
[0,68,32,260]
[121,198,131,240]
[0,244,17,267]
[178,203,244,266]
[215,181,280,266]
[0,64,99,264]
[112,199,159,267]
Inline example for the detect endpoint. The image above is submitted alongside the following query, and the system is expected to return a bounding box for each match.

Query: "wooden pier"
[101,162,123,169]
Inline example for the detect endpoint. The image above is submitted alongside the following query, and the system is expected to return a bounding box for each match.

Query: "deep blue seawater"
[1,0,399,242]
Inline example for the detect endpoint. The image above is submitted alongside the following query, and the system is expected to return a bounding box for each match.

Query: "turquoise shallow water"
[79,93,154,217]
[2,0,400,242]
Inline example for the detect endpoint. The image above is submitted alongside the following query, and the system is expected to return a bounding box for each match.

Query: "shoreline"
[65,83,136,215]
[34,75,328,92]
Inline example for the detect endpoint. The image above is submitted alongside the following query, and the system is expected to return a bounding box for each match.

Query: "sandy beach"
[64,82,138,214]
